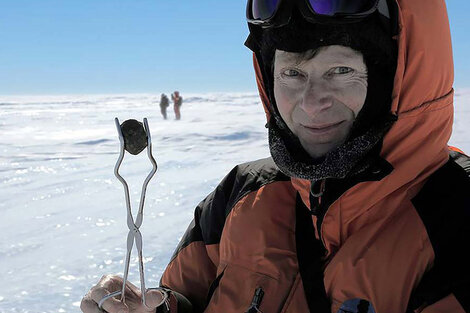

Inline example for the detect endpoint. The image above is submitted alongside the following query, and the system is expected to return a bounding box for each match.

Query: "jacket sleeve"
[159,159,286,312]
[408,150,470,313]
[159,164,248,312]
[159,198,219,312]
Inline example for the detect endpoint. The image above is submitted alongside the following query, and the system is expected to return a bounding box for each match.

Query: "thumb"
[144,289,165,309]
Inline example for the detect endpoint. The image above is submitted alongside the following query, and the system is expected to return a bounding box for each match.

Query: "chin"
[303,141,343,159]
[304,146,333,159]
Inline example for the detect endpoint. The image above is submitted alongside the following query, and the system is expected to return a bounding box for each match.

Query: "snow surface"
[0,90,469,312]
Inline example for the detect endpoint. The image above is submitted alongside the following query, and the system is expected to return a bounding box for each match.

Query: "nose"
[299,80,334,117]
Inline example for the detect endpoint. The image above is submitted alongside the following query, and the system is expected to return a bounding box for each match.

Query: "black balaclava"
[247,9,398,181]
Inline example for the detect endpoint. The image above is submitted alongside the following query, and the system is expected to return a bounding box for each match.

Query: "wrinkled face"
[273,45,368,159]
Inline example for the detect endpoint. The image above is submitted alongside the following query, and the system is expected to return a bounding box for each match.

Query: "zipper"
[308,159,393,255]
[309,179,327,247]
[245,287,264,313]
[310,179,326,215]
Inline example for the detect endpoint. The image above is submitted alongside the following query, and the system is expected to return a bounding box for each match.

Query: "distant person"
[171,91,183,120]
[159,93,169,120]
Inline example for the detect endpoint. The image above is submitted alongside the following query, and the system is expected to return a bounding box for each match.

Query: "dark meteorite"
[120,119,148,155]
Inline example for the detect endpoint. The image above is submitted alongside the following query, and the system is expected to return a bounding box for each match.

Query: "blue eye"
[283,69,300,77]
[333,67,353,74]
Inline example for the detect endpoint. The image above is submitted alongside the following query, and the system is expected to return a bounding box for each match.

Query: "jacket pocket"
[204,263,296,313]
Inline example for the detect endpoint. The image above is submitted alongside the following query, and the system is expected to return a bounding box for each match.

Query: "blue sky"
[0,0,469,95]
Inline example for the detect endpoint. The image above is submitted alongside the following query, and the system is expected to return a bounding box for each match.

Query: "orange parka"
[161,0,470,312]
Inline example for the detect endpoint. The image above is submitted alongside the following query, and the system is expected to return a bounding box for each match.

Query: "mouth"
[300,121,345,134]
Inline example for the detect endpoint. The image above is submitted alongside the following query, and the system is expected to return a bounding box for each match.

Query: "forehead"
[275,45,364,66]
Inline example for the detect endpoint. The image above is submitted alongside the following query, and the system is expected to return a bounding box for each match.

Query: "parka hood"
[251,0,454,214]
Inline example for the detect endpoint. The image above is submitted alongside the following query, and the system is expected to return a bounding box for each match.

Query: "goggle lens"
[308,0,378,16]
[252,0,280,20]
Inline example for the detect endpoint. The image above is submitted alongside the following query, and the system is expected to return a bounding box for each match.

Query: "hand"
[81,275,165,313]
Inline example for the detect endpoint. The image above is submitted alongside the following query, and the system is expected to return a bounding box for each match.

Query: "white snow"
[0,90,469,312]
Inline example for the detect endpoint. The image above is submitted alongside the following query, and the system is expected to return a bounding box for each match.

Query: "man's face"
[273,45,368,159]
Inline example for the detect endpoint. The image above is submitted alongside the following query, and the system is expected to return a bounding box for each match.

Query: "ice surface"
[0,90,469,312]
[0,93,268,312]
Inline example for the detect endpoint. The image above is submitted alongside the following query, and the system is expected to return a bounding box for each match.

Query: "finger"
[80,295,102,313]
[144,289,165,309]
[98,274,139,293]
[95,274,138,301]
[90,286,128,313]
[97,274,124,289]
[99,291,129,313]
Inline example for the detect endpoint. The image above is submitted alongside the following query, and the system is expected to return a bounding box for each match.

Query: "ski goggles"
[246,0,389,27]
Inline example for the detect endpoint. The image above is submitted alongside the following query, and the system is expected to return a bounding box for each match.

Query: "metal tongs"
[99,118,168,310]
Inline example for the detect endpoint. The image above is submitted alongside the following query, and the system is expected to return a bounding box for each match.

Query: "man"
[172,91,183,120]
[81,0,470,312]
[160,93,169,120]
